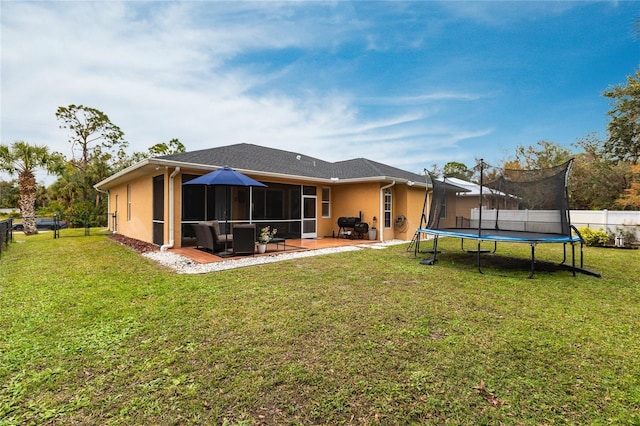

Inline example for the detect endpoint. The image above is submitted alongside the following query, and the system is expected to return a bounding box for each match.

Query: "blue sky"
[1,1,638,184]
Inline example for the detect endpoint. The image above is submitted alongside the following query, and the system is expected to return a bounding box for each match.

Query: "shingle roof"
[159,143,426,182]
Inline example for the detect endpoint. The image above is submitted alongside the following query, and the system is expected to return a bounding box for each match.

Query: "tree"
[55,104,127,171]
[615,164,640,209]
[148,138,186,156]
[56,105,128,216]
[116,138,188,170]
[443,161,473,180]
[0,141,64,235]
[570,133,629,209]
[0,180,19,209]
[507,140,574,170]
[603,70,640,165]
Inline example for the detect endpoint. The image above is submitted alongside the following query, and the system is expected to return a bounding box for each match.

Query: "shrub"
[615,226,638,244]
[578,227,610,246]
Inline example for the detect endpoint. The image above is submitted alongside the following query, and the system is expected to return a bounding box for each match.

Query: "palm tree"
[0,141,63,235]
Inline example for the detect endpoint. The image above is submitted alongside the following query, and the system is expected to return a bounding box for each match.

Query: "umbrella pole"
[218,185,233,257]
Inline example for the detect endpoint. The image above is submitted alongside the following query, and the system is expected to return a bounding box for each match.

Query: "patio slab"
[171,237,380,264]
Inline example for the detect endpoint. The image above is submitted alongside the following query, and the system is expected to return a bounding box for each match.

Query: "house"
[94,143,429,249]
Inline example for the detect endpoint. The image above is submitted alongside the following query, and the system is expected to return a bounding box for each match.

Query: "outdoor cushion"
[192,223,215,252]
[201,221,233,251]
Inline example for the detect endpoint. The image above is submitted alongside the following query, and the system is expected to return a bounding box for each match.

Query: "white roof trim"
[95,158,428,189]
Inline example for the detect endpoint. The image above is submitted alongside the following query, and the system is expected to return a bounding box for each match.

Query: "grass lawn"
[1,230,639,425]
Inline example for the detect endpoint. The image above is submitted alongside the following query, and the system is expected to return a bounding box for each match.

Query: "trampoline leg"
[419,236,439,265]
[561,243,568,265]
[572,243,576,277]
[433,236,439,262]
[529,243,536,279]
[477,241,483,274]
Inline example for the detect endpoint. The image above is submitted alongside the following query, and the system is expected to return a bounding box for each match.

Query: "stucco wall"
[107,173,156,243]
[328,182,380,238]
[400,185,426,240]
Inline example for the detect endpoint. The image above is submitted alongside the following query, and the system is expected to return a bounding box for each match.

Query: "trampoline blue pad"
[418,228,581,244]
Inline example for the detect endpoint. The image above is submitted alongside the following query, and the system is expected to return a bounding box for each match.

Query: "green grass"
[1,230,639,425]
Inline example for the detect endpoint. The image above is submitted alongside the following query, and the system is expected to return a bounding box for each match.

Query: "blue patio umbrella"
[183,166,267,256]
[183,166,267,188]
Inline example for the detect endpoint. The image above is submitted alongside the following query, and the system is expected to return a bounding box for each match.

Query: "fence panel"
[0,219,12,260]
[570,210,640,240]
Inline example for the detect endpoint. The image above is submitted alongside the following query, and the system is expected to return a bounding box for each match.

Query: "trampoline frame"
[414,226,596,278]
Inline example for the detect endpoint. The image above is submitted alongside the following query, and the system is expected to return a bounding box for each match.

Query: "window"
[384,188,392,228]
[303,185,316,196]
[321,187,330,218]
[127,184,132,221]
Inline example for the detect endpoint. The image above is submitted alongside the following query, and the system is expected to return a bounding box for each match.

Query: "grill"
[337,216,359,229]
[337,215,369,239]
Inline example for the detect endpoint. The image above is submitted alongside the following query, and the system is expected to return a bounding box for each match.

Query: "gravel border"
[143,240,408,274]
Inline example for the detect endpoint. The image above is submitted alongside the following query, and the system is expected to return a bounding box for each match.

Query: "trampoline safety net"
[427,159,573,236]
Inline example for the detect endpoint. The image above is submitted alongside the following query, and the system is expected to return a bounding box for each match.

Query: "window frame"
[321,187,331,218]
[384,188,392,228]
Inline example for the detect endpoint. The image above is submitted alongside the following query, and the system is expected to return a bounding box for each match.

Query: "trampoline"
[412,159,599,278]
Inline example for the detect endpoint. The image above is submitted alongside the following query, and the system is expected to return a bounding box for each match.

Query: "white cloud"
[8,1,621,185]
[2,1,489,183]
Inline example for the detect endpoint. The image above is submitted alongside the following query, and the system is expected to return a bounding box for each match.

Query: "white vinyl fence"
[570,210,640,240]
[469,209,640,241]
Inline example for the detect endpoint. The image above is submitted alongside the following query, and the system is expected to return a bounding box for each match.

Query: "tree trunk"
[18,170,38,235]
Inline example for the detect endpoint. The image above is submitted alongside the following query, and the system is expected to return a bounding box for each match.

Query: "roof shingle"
[160,143,425,182]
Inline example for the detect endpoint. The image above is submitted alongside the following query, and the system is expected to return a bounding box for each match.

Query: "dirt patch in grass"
[107,233,160,253]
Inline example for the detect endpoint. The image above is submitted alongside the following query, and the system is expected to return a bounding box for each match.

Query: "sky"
[1,1,639,185]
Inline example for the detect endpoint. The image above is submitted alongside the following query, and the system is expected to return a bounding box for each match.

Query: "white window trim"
[384,188,392,228]
[321,187,331,218]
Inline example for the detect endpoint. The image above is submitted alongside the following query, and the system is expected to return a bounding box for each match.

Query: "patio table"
[269,237,286,251]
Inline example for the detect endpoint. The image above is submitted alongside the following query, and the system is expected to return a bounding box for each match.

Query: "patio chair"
[192,223,215,252]
[233,224,256,255]
[202,220,233,252]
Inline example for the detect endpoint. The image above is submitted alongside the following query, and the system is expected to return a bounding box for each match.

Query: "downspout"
[161,166,180,252]
[379,181,396,242]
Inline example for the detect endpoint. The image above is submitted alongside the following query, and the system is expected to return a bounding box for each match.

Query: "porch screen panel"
[233,187,250,221]
[266,190,284,219]
[182,174,205,221]
[152,175,164,221]
[213,186,229,233]
[252,183,299,220]
[252,183,301,238]
[152,175,164,245]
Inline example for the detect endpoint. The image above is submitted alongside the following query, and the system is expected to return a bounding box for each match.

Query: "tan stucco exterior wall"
[107,173,157,243]
[437,191,460,228]
[326,182,380,238]
[383,184,428,241]
[455,196,478,222]
[329,182,426,242]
